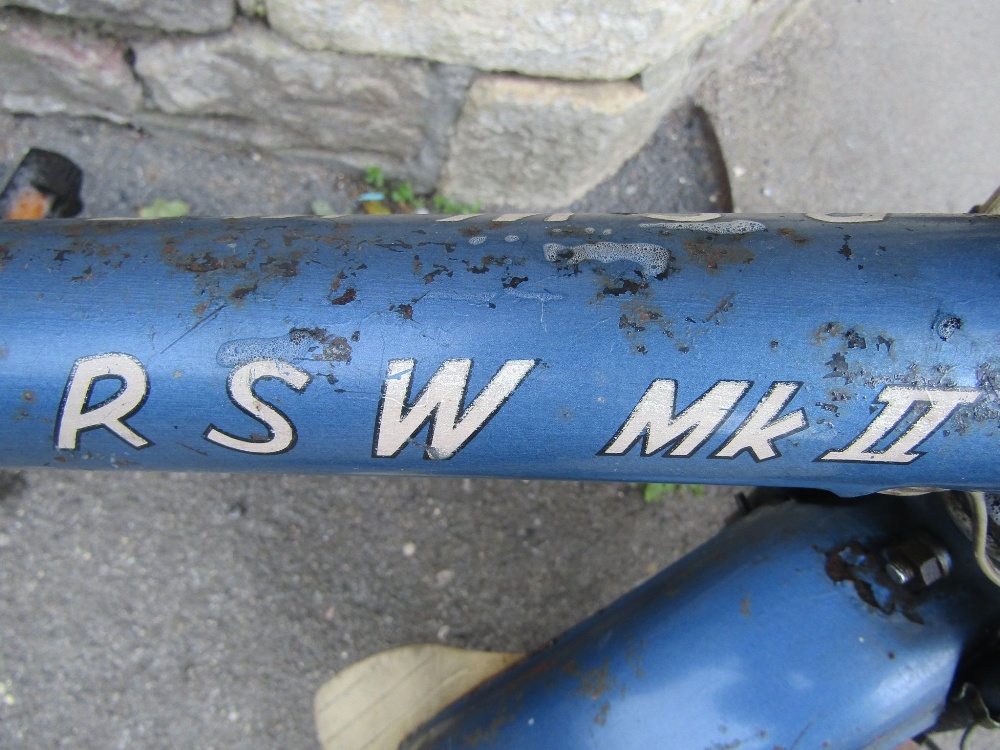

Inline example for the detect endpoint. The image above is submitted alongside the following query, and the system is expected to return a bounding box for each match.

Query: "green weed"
[642,483,706,503]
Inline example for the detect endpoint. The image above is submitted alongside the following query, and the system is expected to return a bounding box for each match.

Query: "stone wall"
[0,0,806,207]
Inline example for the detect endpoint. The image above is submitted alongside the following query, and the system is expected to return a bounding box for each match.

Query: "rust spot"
[465,254,509,274]
[813,322,843,344]
[412,255,423,276]
[824,542,925,624]
[740,595,752,617]
[594,700,611,726]
[350,331,360,342]
[679,236,755,271]
[423,265,452,283]
[777,227,810,245]
[230,282,258,300]
[573,660,612,700]
[21,390,36,404]
[53,455,69,463]
[397,303,413,320]
[462,706,515,748]
[330,288,356,305]
[770,340,779,350]
[260,253,300,278]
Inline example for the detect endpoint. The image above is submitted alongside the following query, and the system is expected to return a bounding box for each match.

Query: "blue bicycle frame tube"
[401,493,1000,750]
[0,212,997,496]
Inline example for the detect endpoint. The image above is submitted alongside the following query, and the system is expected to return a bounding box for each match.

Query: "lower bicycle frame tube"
[0,213,998,495]
[402,494,1000,750]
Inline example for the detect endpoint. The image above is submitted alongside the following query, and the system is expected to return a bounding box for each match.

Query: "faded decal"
[638,219,766,234]
[712,382,807,461]
[493,213,536,222]
[600,380,751,457]
[204,359,311,454]
[217,328,351,368]
[56,353,151,450]
[819,386,980,464]
[373,358,537,459]
[644,213,721,222]
[47,350,978,468]
[805,213,887,224]
[544,241,670,277]
[436,214,482,222]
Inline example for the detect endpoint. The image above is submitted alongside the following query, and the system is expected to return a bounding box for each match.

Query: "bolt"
[882,532,952,589]
[885,558,917,586]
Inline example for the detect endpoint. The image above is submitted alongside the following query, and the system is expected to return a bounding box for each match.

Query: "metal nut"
[882,532,952,589]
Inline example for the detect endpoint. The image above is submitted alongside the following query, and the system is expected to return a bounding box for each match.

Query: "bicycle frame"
[2,211,1000,749]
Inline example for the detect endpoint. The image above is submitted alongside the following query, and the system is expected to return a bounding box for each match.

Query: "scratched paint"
[0,213,998,496]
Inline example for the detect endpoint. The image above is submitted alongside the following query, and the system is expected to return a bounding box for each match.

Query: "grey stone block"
[0,0,235,33]
[267,0,769,81]
[437,0,806,207]
[438,74,669,208]
[0,11,142,122]
[132,21,472,187]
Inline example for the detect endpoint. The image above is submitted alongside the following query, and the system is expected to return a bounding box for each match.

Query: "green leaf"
[138,198,190,219]
[642,483,705,502]
[364,166,386,190]
[431,194,481,214]
[390,181,416,206]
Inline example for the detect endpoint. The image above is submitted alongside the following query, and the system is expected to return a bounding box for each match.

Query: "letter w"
[373,359,537,459]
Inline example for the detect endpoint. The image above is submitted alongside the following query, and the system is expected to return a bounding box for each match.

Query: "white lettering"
[373,358,537,459]
[600,380,750,457]
[712,382,807,461]
[56,353,150,450]
[819,386,980,464]
[204,359,311,455]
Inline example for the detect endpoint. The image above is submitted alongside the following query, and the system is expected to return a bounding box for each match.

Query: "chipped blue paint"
[0,213,997,495]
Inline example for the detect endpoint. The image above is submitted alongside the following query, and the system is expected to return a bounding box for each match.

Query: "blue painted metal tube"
[401,494,1000,750]
[0,213,998,495]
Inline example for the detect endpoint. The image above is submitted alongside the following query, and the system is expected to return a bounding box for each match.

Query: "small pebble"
[435,569,455,587]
